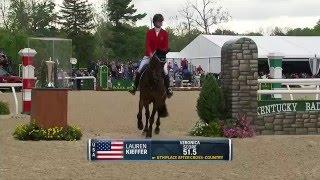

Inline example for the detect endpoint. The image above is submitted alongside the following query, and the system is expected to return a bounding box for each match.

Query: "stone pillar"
[268,53,284,100]
[221,38,258,123]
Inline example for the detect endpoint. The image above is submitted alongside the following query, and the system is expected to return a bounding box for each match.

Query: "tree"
[0,0,10,29]
[103,0,146,28]
[29,0,57,36]
[271,27,285,36]
[188,0,231,34]
[93,20,114,60]
[60,0,95,67]
[179,4,195,33]
[213,29,237,35]
[197,74,226,124]
[60,0,94,36]
[7,0,30,33]
[244,32,263,36]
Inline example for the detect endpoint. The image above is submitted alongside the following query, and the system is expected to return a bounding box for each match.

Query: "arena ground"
[1,91,320,180]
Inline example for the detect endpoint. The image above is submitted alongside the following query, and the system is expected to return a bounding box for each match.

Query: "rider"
[129,14,173,98]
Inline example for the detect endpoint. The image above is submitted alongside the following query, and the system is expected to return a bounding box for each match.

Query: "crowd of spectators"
[83,58,206,87]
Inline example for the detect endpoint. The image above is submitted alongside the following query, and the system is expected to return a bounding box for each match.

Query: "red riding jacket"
[145,28,169,57]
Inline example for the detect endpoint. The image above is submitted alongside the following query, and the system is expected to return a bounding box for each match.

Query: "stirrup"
[166,88,173,98]
[129,87,136,95]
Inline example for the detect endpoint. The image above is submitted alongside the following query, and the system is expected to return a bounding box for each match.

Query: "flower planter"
[31,88,70,129]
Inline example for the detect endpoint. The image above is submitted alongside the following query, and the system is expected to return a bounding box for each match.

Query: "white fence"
[0,83,22,115]
[257,79,320,100]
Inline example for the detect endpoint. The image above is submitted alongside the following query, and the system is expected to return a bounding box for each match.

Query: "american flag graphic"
[96,140,124,160]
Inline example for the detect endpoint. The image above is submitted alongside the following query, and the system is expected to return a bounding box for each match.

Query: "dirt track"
[1,91,320,180]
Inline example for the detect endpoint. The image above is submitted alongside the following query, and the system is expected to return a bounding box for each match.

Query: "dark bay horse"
[137,50,169,138]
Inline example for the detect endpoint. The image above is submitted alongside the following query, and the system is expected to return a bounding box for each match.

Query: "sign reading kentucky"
[258,100,320,116]
[87,139,232,161]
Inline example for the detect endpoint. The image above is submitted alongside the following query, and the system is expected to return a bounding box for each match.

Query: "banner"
[258,100,320,116]
[88,139,232,161]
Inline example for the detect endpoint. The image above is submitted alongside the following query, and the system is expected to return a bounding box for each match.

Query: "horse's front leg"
[154,113,160,134]
[143,104,150,133]
[137,99,143,130]
[146,106,156,138]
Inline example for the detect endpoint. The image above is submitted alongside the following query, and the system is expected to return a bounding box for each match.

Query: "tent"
[169,35,320,74]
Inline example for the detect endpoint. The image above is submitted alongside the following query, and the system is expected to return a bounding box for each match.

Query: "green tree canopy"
[103,0,146,28]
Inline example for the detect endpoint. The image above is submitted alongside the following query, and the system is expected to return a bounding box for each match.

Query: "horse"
[136,50,169,138]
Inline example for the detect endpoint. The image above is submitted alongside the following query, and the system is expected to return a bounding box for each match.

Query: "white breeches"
[138,56,168,75]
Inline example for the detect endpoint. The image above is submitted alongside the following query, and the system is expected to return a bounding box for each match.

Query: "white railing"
[58,76,97,90]
[0,83,22,115]
[258,79,320,100]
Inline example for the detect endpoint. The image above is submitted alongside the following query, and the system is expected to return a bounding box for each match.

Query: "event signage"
[258,100,320,116]
[88,139,232,161]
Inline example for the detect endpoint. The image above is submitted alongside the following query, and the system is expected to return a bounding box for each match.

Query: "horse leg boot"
[143,105,150,133]
[146,107,157,138]
[154,115,160,134]
[129,72,141,95]
[164,73,173,98]
[137,99,143,130]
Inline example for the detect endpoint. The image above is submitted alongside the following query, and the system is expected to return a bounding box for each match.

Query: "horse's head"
[149,50,168,71]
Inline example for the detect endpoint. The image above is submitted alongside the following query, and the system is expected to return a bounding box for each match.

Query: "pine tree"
[59,0,95,68]
[60,0,94,37]
[103,0,146,27]
[196,74,226,124]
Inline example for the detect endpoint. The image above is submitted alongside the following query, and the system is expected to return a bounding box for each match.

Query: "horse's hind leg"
[137,99,143,130]
[154,113,160,134]
[143,104,150,133]
[146,106,156,138]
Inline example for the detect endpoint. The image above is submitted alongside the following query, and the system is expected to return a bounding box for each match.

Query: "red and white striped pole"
[19,48,37,114]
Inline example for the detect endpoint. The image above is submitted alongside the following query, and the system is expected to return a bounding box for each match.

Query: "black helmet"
[153,14,164,23]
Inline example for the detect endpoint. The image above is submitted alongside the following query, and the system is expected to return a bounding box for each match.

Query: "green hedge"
[196,74,226,124]
[13,123,82,141]
[0,101,10,115]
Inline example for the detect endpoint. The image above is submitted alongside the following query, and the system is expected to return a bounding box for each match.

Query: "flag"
[96,140,124,160]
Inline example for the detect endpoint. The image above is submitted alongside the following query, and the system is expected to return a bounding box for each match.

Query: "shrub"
[189,120,222,137]
[196,74,226,124]
[223,113,255,138]
[13,123,82,141]
[0,101,10,115]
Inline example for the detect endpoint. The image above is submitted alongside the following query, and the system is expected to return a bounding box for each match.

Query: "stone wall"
[220,37,258,123]
[220,37,320,135]
[256,112,320,135]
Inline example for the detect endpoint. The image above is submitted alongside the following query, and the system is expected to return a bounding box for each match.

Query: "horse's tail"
[158,103,169,118]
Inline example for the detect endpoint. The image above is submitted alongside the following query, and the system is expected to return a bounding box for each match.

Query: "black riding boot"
[129,72,141,95]
[164,74,173,98]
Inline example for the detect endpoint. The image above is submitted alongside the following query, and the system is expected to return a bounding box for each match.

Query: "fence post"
[19,48,37,114]
[268,53,284,100]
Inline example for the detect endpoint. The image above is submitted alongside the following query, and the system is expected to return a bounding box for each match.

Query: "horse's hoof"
[154,128,160,134]
[137,121,143,130]
[146,132,152,138]
[159,112,168,118]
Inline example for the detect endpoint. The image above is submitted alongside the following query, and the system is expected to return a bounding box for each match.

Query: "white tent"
[171,35,320,73]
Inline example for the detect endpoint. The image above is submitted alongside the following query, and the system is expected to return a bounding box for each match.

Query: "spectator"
[181,58,188,70]
[196,65,204,75]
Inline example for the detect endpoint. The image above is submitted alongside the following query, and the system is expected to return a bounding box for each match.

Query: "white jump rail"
[59,76,97,90]
[258,79,320,100]
[0,83,22,115]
